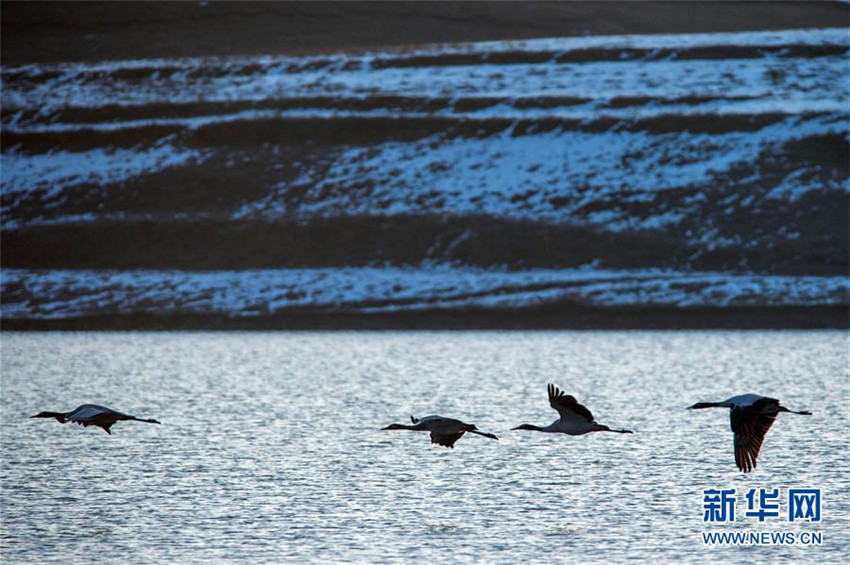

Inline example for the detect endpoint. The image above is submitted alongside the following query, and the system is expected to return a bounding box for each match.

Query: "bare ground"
[2,1,847,64]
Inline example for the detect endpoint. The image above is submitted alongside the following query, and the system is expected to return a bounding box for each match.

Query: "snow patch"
[1,145,203,197]
[2,267,847,319]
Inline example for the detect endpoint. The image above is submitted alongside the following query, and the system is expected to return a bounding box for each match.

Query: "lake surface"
[1,331,847,563]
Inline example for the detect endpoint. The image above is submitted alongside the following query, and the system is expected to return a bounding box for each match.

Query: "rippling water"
[1,331,847,562]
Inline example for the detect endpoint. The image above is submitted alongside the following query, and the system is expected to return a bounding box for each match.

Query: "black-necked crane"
[512,383,633,436]
[30,404,161,435]
[687,393,811,473]
[382,415,498,448]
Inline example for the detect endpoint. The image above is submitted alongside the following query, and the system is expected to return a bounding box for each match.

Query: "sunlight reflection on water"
[1,331,848,562]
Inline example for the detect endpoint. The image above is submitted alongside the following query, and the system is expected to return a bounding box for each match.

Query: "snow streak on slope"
[2,267,847,319]
[252,113,847,226]
[3,28,847,121]
[2,145,202,197]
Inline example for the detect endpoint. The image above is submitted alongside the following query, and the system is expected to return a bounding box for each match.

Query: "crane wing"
[66,405,112,422]
[731,405,778,473]
[548,383,594,422]
[419,415,462,434]
[431,432,464,448]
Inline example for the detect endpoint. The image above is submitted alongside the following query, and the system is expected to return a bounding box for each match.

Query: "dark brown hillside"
[2,1,846,64]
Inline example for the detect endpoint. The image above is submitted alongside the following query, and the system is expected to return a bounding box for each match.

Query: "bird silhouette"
[513,383,633,435]
[31,404,161,435]
[688,393,810,472]
[382,414,498,448]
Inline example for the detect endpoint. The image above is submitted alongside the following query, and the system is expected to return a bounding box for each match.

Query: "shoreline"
[3,306,847,331]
